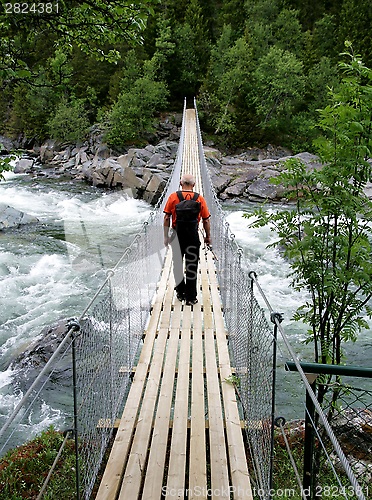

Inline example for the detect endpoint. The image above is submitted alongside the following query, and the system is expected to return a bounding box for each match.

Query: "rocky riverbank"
[2,128,321,209]
[3,122,372,230]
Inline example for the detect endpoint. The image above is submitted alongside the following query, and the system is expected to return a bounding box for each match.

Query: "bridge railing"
[0,101,187,499]
[194,99,367,500]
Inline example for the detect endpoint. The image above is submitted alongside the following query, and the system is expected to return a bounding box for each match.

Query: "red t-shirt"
[164,191,210,228]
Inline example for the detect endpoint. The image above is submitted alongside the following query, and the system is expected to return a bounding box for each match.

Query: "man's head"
[180,174,196,190]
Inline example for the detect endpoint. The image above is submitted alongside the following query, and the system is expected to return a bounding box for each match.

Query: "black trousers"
[171,229,200,301]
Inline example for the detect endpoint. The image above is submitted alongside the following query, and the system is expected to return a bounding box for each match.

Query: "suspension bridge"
[95,107,253,499]
[0,102,368,500]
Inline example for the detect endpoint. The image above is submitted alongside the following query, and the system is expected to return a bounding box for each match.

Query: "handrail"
[286,361,372,378]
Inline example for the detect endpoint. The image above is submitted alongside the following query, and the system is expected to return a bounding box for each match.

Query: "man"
[163,174,211,305]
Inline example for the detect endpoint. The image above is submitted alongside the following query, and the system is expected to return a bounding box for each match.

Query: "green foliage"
[246,48,372,370]
[0,154,15,181]
[253,47,306,132]
[1,0,371,148]
[47,98,90,143]
[106,77,168,146]
[0,427,76,499]
[0,0,157,80]
[169,0,211,99]
[7,78,57,138]
[339,0,372,67]
[105,48,168,146]
[200,26,253,138]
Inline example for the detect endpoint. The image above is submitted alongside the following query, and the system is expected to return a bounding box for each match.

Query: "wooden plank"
[141,284,183,498]
[205,327,230,499]
[117,327,169,499]
[141,324,180,499]
[189,302,207,499]
[117,271,177,499]
[166,307,191,497]
[200,252,230,498]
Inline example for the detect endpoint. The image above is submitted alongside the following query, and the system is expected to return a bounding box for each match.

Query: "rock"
[224,182,247,197]
[210,173,231,195]
[331,408,372,460]
[0,204,39,230]
[40,139,59,163]
[14,158,34,173]
[146,153,167,168]
[117,153,133,169]
[9,319,73,389]
[0,135,15,152]
[294,152,323,171]
[142,173,167,205]
[204,146,222,161]
[246,178,286,200]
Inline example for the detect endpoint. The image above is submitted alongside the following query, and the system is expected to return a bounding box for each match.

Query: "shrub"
[47,98,90,143]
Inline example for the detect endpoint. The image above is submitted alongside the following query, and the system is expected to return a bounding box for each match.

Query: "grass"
[0,427,77,499]
[272,431,371,500]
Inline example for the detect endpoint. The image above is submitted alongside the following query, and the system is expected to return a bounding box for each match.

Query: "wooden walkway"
[95,110,253,500]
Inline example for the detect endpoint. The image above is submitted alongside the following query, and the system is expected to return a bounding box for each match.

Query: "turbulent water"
[0,171,152,452]
[0,171,371,452]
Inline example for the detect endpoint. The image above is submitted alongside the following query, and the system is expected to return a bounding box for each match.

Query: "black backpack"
[175,191,200,225]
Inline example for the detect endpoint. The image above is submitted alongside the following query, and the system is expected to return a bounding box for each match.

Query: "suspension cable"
[36,430,73,500]
[274,417,307,500]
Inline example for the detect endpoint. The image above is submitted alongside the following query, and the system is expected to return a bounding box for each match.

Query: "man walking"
[163,174,211,305]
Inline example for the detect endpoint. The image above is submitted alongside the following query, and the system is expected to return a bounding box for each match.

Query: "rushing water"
[0,171,152,452]
[0,171,371,452]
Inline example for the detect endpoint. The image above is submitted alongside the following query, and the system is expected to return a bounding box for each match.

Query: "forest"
[0,0,371,153]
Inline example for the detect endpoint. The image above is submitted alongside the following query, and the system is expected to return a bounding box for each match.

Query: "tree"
[105,50,168,146]
[247,46,372,395]
[0,0,158,86]
[253,47,305,135]
[47,98,90,142]
[199,26,253,140]
[339,0,372,67]
[168,0,211,100]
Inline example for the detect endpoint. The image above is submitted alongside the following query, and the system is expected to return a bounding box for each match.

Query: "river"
[0,170,371,453]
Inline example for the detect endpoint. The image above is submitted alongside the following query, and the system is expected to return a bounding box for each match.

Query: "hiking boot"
[176,292,185,301]
[186,298,198,306]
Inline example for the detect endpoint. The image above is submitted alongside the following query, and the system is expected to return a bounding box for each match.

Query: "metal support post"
[303,375,318,500]
[269,312,283,497]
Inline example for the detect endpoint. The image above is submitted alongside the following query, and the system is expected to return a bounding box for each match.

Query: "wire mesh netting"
[322,383,372,493]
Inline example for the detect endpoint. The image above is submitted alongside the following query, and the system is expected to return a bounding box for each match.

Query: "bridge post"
[269,312,283,498]
[303,376,317,499]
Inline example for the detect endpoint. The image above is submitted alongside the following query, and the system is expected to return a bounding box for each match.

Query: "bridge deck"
[95,110,253,500]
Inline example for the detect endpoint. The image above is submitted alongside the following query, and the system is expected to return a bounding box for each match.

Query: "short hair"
[180,174,195,187]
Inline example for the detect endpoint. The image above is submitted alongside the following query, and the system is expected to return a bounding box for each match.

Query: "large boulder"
[9,319,72,389]
[14,158,34,174]
[143,173,167,205]
[92,159,146,195]
[40,139,60,163]
[0,204,39,230]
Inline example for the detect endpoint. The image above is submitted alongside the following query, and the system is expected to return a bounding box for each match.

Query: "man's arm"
[164,213,171,246]
[202,217,211,245]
